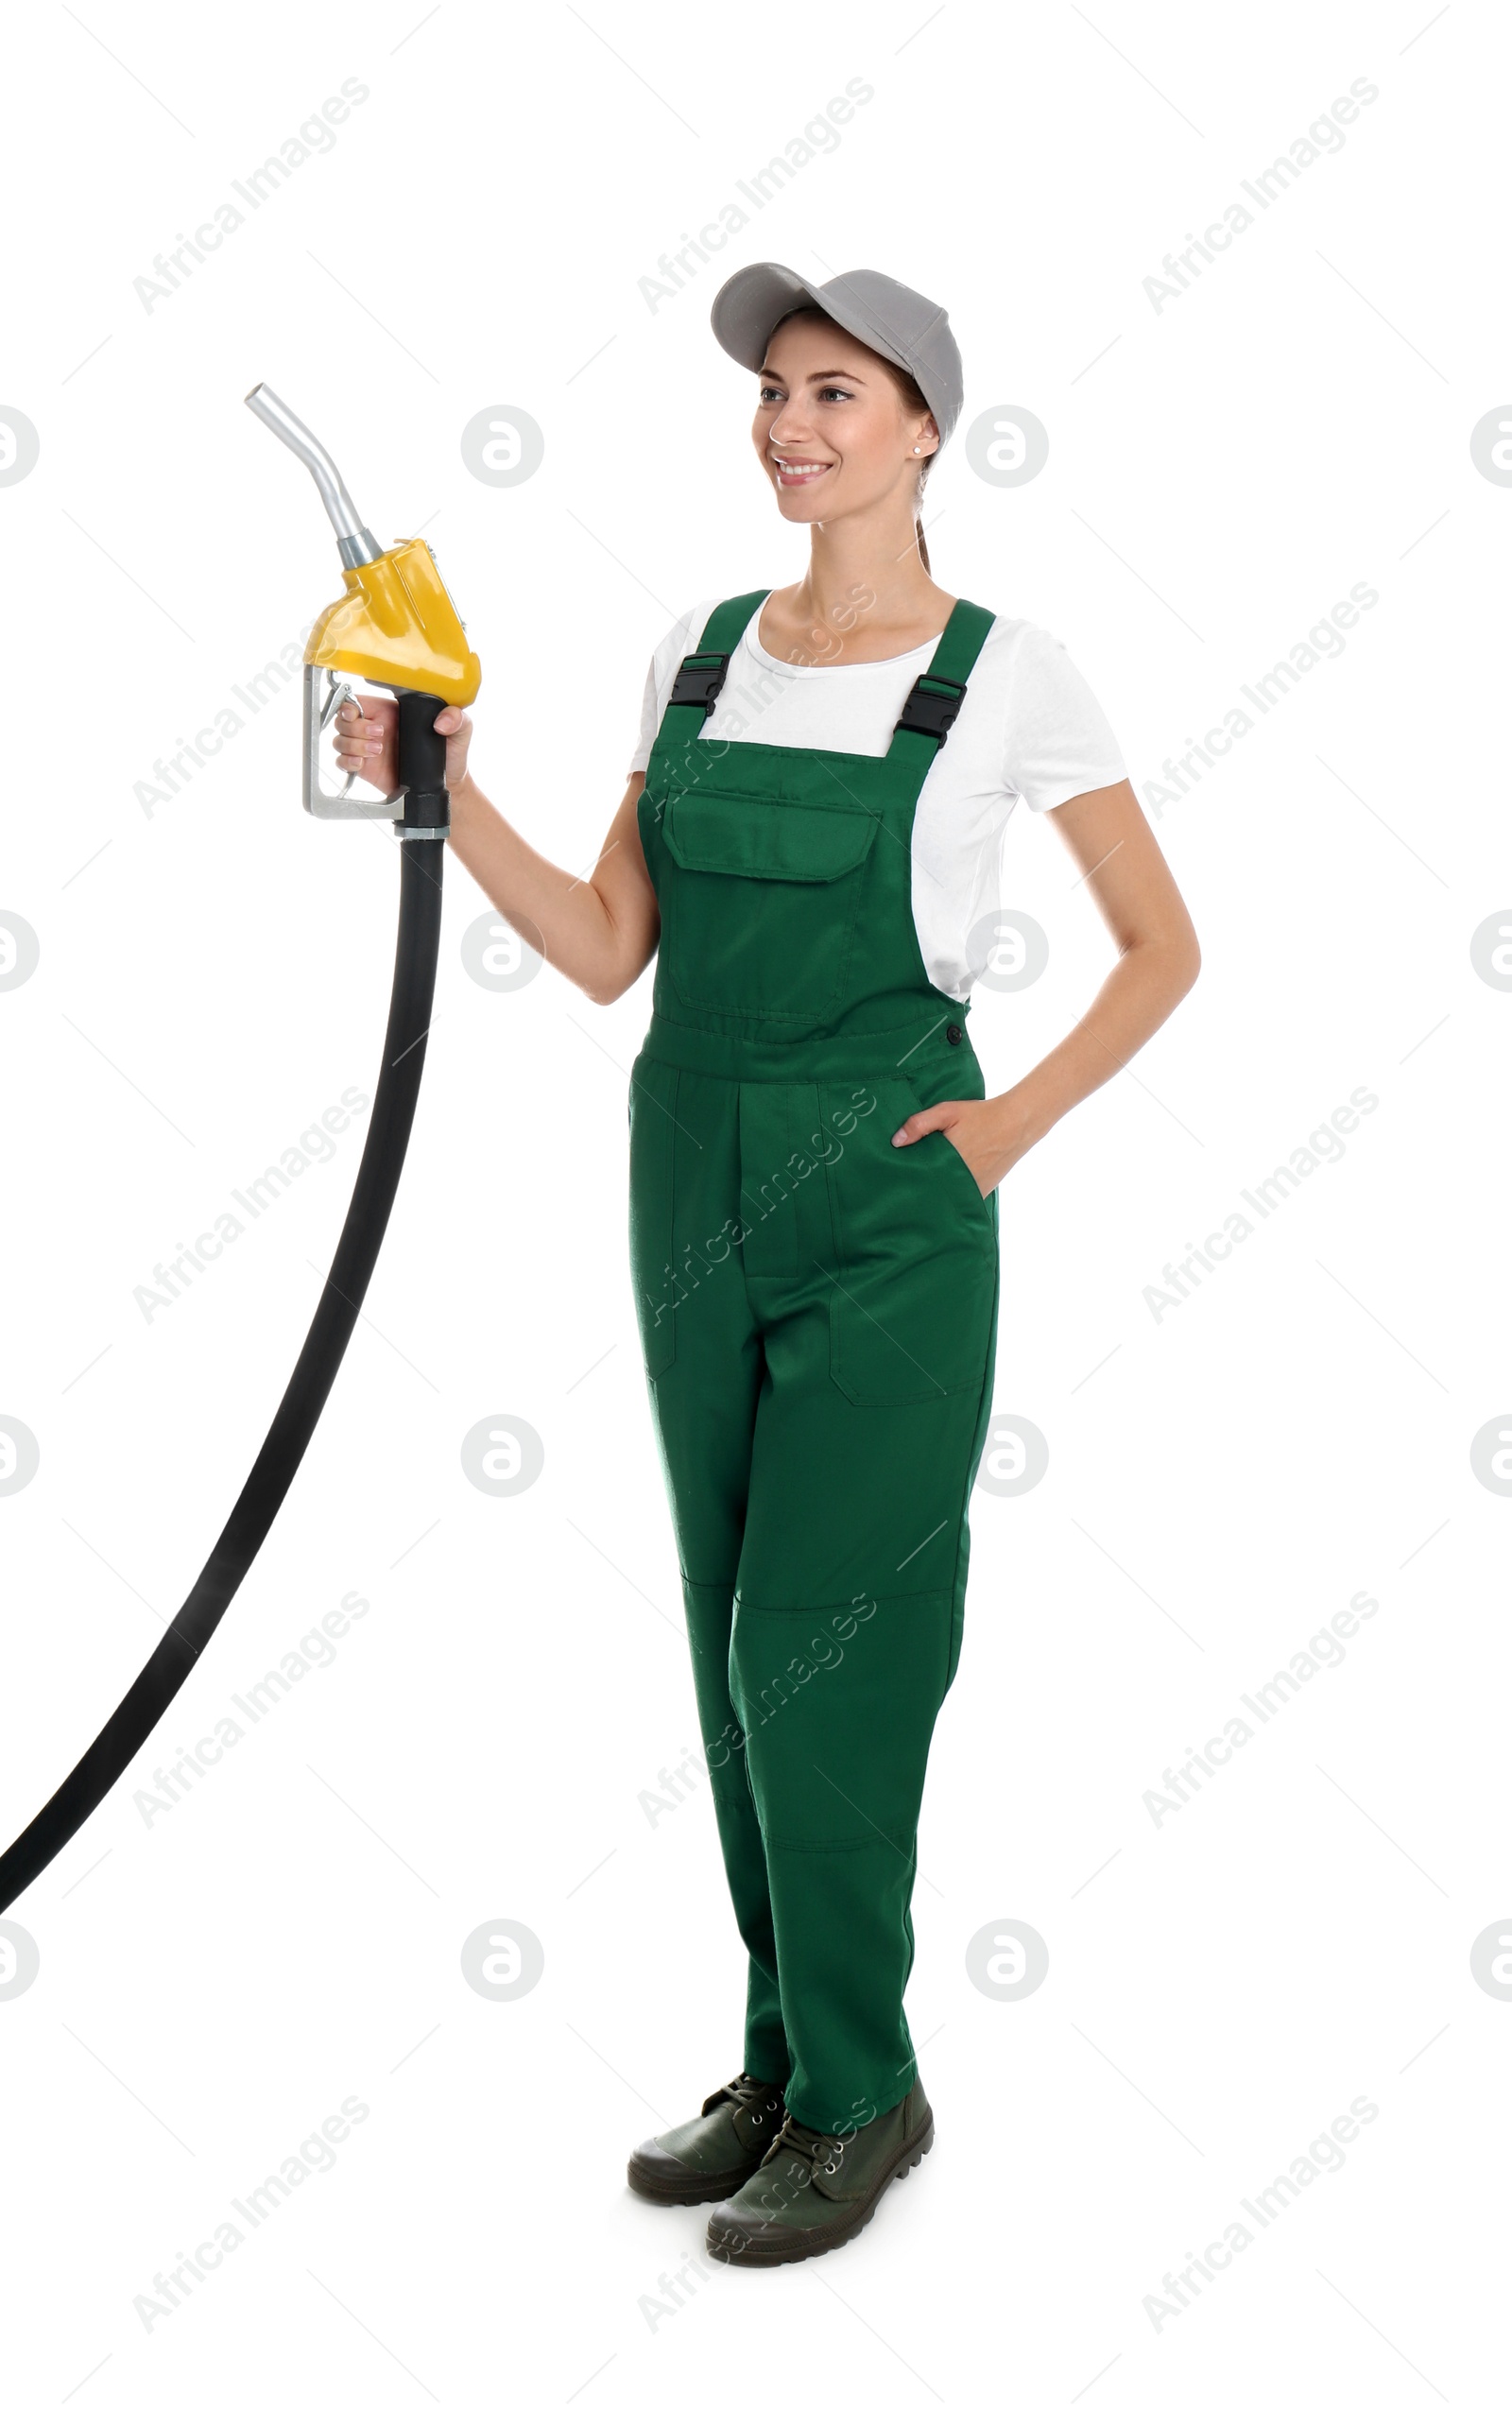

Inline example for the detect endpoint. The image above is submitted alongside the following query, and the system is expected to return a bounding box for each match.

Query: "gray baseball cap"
[710,263,964,449]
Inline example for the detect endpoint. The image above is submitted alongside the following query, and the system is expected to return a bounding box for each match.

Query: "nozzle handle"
[396,692,450,839]
[245,383,383,567]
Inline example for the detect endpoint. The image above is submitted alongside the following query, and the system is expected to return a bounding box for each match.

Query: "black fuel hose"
[0,722,447,1914]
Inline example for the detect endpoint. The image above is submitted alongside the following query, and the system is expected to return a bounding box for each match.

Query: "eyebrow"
[756,364,868,384]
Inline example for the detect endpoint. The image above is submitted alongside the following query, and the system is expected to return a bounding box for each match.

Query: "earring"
[913,445,921,453]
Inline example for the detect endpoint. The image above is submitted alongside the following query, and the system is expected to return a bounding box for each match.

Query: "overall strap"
[659,590,769,736]
[885,599,996,765]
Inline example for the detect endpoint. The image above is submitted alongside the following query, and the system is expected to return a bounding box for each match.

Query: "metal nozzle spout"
[245,383,383,566]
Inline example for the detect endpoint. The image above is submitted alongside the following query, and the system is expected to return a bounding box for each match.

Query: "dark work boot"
[627,2072,788,2206]
[705,2078,934,2264]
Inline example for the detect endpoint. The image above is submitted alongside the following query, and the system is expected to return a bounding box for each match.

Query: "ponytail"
[874,355,936,576]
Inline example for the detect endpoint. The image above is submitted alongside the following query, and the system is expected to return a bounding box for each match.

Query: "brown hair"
[774,306,935,573]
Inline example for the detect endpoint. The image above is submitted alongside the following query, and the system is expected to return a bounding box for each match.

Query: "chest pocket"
[658,791,880,1023]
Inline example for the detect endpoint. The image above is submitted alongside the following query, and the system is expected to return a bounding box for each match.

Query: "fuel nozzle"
[246,381,480,832]
[245,383,383,567]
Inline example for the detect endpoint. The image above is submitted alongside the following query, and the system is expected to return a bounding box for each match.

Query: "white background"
[1,2,1506,2401]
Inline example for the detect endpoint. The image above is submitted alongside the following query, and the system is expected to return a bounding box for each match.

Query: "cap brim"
[710,263,833,373]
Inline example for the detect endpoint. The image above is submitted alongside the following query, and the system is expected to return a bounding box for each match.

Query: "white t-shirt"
[630,596,1127,1002]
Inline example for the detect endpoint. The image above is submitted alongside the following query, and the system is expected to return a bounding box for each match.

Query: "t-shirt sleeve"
[628,599,719,775]
[1001,623,1126,812]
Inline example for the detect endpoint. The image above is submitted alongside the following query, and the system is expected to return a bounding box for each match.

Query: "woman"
[335,264,1199,2267]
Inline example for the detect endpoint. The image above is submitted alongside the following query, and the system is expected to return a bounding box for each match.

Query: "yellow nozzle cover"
[305,537,482,707]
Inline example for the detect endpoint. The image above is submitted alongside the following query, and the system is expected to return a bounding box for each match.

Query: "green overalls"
[629,591,1001,2134]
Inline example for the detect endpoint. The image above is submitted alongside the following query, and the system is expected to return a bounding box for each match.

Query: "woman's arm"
[892,777,1200,1195]
[334,698,659,1006]
[448,766,659,1006]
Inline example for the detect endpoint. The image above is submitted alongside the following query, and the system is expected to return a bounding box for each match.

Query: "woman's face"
[752,311,936,530]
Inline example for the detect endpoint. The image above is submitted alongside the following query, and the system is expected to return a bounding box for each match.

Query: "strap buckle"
[895,671,968,748]
[669,649,730,714]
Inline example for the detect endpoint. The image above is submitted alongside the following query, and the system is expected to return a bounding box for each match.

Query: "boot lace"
[764,2109,847,2179]
[705,2071,783,2133]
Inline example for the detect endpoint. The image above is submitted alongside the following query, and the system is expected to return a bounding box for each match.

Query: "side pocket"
[627,1061,678,1379]
[927,1124,995,1230]
[902,1073,996,1234]
[823,1075,996,1406]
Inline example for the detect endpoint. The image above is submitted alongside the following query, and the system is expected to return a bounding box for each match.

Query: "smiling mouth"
[771,456,833,487]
